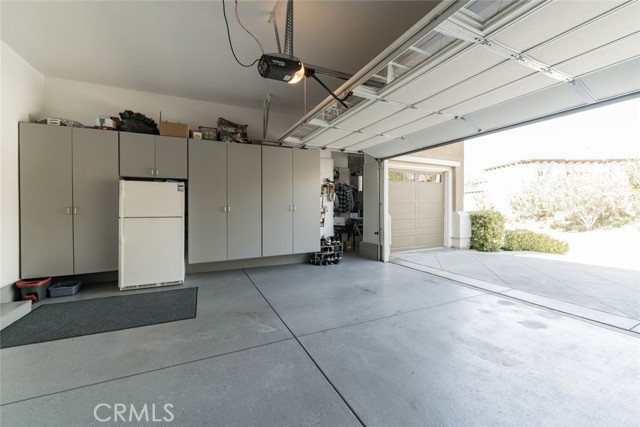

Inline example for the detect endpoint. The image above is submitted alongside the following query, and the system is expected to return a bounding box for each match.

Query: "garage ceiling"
[0,1,438,116]
[280,0,640,159]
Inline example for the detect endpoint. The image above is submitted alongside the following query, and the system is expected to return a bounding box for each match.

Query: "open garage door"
[389,170,444,252]
[280,0,640,160]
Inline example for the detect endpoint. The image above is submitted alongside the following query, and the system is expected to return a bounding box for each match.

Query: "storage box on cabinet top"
[160,121,189,138]
[198,126,218,141]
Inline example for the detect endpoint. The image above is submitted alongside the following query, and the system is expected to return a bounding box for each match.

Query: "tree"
[557,170,633,230]
[510,176,559,222]
[510,164,638,231]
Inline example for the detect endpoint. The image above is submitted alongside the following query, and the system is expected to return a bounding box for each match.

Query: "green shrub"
[503,229,569,254]
[470,211,505,252]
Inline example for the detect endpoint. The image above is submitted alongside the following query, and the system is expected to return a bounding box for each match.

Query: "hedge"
[470,211,505,252]
[503,229,569,254]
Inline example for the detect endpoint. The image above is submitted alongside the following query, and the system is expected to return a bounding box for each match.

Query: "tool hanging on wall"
[321,180,336,203]
[320,179,336,227]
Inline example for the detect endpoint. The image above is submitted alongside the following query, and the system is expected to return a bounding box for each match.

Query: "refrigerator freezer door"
[119,217,185,289]
[119,180,184,218]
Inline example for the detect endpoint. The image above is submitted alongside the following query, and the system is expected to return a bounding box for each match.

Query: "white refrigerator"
[118,180,185,290]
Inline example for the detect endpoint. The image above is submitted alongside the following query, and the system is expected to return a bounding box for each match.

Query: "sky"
[464,97,640,173]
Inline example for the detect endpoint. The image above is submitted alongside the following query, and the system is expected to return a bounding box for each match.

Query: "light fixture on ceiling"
[257,53,305,84]
[258,56,353,108]
[258,0,354,108]
[224,0,379,110]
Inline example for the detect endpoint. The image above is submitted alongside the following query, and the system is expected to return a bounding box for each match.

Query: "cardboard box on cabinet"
[160,121,189,138]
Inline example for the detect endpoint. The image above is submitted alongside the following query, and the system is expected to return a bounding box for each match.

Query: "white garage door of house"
[389,169,444,252]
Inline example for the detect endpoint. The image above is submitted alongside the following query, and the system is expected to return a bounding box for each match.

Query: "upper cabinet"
[19,123,119,278]
[119,133,187,179]
[155,136,188,179]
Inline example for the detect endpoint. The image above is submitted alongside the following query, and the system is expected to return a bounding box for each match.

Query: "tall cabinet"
[262,146,320,257]
[188,141,262,263]
[19,123,119,278]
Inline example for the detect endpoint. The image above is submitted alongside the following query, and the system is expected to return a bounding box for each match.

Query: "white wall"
[331,152,349,168]
[1,41,45,291]
[44,77,297,141]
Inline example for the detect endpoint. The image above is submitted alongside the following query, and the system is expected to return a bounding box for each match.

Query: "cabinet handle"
[73,207,78,215]
[227,206,231,213]
[223,206,227,213]
[155,169,160,176]
[150,168,155,176]
[293,205,297,212]
[66,207,72,215]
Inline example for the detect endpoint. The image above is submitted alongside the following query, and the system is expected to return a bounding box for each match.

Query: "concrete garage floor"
[391,248,640,330]
[1,256,639,426]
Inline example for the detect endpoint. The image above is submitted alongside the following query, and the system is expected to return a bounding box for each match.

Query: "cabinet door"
[227,144,262,260]
[188,141,228,263]
[19,123,74,278]
[293,149,321,253]
[262,146,293,256]
[119,132,155,177]
[72,128,119,274]
[156,136,187,179]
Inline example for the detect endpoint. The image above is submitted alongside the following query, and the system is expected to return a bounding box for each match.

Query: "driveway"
[391,248,640,330]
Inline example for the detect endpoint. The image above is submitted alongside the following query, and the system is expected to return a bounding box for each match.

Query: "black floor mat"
[0,287,197,349]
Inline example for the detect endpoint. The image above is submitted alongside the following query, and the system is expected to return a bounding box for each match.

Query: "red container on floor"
[16,278,52,302]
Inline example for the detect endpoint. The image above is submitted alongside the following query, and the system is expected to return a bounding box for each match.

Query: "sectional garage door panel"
[278,1,640,160]
[524,2,640,67]
[579,57,640,101]
[556,34,640,77]
[490,1,625,52]
[389,171,444,252]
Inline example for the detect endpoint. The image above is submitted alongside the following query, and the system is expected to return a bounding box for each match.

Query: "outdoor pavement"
[391,248,640,330]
